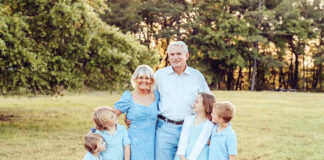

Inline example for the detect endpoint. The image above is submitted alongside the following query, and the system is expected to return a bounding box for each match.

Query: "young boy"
[209,102,237,160]
[92,106,131,160]
[83,133,106,160]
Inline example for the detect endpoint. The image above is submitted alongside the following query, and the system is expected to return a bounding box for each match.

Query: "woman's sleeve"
[114,91,132,113]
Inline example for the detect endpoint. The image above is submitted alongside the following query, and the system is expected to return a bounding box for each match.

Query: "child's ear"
[93,146,98,153]
[219,117,225,123]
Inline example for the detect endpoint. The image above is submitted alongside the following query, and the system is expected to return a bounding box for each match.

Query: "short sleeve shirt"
[83,152,101,160]
[209,123,237,160]
[95,124,130,160]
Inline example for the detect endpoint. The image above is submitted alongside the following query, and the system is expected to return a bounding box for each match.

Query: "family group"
[82,41,237,160]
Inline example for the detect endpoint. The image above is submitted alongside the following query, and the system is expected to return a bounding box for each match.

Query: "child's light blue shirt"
[209,123,237,160]
[83,152,101,160]
[95,124,130,160]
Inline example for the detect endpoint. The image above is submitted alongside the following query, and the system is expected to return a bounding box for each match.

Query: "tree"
[300,0,324,91]
[99,0,323,91]
[101,0,189,67]
[100,0,141,34]
[184,0,249,90]
[0,0,157,94]
[273,0,316,89]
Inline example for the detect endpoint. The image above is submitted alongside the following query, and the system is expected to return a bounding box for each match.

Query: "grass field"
[0,91,323,160]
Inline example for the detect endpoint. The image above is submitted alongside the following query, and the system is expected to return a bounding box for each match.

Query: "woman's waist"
[128,123,156,132]
[127,112,157,120]
[129,122,157,130]
[127,116,157,123]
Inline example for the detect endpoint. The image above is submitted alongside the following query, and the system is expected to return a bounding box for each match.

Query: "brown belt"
[158,115,184,125]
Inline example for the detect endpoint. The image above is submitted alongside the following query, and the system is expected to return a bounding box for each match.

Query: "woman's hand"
[124,113,132,127]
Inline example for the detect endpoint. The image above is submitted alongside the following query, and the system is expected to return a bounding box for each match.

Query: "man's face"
[168,45,189,69]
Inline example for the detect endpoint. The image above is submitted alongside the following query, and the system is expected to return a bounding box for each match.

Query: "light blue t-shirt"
[95,124,130,160]
[83,152,101,160]
[209,123,237,160]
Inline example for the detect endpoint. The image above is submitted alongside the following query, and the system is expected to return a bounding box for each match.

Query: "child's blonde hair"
[213,101,236,123]
[199,92,216,121]
[93,106,116,130]
[84,133,104,153]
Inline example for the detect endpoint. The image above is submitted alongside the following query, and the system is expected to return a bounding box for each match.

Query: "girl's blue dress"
[114,90,159,160]
[174,121,209,160]
[185,122,209,159]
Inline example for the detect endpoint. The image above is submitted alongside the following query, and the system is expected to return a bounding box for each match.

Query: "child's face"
[95,138,106,152]
[211,107,223,124]
[193,95,204,113]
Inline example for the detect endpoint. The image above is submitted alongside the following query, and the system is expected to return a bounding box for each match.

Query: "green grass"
[0,91,323,160]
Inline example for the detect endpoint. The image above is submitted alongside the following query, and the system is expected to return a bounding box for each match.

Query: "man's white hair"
[166,41,189,54]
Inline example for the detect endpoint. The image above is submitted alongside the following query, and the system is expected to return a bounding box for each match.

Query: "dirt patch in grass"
[0,114,16,121]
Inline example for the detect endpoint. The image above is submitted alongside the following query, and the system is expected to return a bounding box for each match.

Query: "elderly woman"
[113,65,159,160]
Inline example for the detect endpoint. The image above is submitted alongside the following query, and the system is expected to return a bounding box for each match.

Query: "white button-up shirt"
[155,66,211,121]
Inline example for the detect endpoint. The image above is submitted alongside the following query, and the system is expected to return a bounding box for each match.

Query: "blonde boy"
[209,102,237,160]
[83,133,106,160]
[92,107,130,160]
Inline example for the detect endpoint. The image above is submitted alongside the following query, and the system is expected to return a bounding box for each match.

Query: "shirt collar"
[100,124,121,135]
[167,65,191,75]
[213,123,232,136]
[86,152,100,160]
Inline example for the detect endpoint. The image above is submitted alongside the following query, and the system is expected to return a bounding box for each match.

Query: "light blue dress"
[175,121,209,160]
[114,90,159,160]
[186,122,209,159]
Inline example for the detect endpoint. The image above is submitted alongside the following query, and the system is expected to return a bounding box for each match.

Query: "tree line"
[103,0,324,91]
[0,0,323,94]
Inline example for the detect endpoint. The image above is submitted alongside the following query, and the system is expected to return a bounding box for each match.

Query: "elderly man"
[155,41,211,160]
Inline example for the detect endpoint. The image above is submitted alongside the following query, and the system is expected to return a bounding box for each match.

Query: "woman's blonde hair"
[92,106,116,130]
[131,65,155,92]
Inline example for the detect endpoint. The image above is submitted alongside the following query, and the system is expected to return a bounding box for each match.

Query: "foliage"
[0,0,157,94]
[1,0,323,93]
[101,0,189,66]
[184,0,250,89]
[102,0,324,91]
